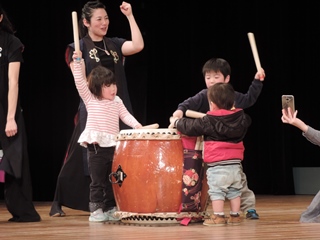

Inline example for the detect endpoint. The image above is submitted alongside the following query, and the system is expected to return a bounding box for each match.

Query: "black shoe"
[49,201,66,217]
[8,215,41,222]
[246,209,259,219]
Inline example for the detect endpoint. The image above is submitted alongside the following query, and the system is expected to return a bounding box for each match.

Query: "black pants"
[0,137,41,222]
[4,173,41,222]
[87,144,116,212]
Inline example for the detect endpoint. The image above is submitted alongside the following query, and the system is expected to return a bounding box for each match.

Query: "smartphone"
[282,95,295,115]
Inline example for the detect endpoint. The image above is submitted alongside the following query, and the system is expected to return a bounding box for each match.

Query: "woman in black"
[49,0,144,217]
[0,5,41,222]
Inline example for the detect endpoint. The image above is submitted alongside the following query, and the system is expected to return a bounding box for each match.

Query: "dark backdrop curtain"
[1,1,320,200]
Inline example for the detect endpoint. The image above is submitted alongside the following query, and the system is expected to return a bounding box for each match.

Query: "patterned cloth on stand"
[180,148,204,212]
[0,149,4,182]
[180,136,205,212]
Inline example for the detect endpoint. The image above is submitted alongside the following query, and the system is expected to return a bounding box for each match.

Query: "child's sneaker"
[246,209,259,219]
[104,207,120,221]
[227,213,241,225]
[89,208,108,222]
[203,214,226,226]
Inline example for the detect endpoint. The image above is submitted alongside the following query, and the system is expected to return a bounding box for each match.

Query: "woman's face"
[85,8,109,41]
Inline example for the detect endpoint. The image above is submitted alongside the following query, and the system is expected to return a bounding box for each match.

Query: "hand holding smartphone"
[282,95,295,115]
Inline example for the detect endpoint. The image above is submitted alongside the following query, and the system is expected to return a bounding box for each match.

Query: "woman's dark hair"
[0,4,15,34]
[87,65,116,100]
[207,82,235,110]
[79,0,106,38]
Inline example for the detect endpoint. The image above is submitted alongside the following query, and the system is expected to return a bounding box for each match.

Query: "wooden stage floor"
[0,195,320,239]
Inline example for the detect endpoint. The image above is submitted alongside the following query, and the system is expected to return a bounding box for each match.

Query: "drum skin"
[112,129,184,213]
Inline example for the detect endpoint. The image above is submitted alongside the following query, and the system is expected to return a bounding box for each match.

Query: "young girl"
[72,51,142,222]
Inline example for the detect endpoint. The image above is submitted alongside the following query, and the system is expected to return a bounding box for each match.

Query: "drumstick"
[141,123,159,129]
[72,11,80,53]
[247,32,262,71]
[186,110,206,119]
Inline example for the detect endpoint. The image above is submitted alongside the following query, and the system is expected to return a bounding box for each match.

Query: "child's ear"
[224,75,230,83]
[209,101,218,111]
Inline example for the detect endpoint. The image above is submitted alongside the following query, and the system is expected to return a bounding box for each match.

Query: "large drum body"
[110,129,208,224]
[111,129,183,212]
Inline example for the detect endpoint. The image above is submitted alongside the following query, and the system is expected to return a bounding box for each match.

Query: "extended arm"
[234,80,263,109]
[281,108,308,133]
[120,1,144,55]
[172,89,209,118]
[71,52,91,103]
[234,68,265,109]
[281,108,320,147]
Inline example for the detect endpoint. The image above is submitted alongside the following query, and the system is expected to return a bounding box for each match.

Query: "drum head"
[117,128,181,140]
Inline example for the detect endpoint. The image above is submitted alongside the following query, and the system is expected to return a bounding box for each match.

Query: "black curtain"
[1,0,320,200]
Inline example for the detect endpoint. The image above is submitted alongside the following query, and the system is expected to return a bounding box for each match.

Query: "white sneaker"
[104,207,120,221]
[89,208,108,222]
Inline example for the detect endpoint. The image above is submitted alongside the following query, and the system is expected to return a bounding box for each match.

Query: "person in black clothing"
[49,0,144,217]
[0,5,41,222]
[171,57,265,219]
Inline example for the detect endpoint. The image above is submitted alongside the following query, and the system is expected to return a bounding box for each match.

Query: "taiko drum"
[110,128,184,213]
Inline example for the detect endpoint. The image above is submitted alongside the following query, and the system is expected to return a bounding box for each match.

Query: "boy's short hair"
[87,65,116,99]
[207,82,235,110]
[202,58,231,78]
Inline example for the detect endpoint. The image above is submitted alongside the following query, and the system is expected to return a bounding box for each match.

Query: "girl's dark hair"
[202,58,231,79]
[207,82,235,110]
[79,0,106,38]
[87,65,116,99]
[0,5,15,34]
